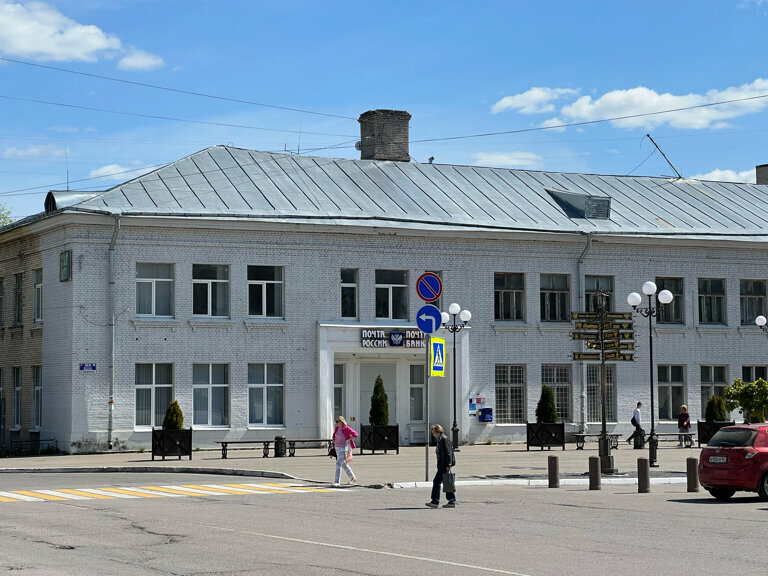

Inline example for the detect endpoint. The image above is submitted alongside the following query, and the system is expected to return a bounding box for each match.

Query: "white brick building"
[2,109,768,452]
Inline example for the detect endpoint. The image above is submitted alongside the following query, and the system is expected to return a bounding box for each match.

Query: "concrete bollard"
[638,458,650,493]
[687,457,699,492]
[548,455,559,488]
[588,456,601,490]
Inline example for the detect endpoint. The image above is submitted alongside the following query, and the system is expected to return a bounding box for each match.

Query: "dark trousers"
[431,468,455,503]
[626,426,644,443]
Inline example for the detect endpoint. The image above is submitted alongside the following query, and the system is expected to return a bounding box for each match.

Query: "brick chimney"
[757,164,768,185]
[358,109,411,162]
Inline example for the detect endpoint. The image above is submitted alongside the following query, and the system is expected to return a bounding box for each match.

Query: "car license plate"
[709,455,727,464]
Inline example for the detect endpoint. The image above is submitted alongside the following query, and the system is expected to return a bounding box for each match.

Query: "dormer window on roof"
[547,189,611,220]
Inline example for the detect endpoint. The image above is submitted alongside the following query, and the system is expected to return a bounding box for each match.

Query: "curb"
[393,477,689,489]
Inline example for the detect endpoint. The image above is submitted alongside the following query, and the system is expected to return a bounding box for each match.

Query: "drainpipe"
[108,215,120,450]
[577,233,593,433]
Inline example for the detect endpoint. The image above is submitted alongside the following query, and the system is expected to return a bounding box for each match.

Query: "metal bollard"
[588,456,601,490]
[548,455,560,488]
[638,458,650,493]
[687,457,699,492]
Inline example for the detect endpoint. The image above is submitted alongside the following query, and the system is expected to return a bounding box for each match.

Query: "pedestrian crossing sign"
[431,337,445,376]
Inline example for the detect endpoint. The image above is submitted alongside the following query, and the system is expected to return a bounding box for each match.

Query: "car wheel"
[758,473,768,501]
[708,488,736,500]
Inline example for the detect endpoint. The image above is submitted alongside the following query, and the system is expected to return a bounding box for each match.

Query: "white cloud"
[540,117,567,132]
[3,144,65,158]
[89,163,154,180]
[473,151,543,169]
[118,48,164,71]
[690,168,756,183]
[492,87,579,114]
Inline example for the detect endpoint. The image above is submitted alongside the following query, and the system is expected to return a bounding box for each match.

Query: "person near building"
[677,405,691,446]
[332,416,358,486]
[626,402,644,447]
[426,424,456,508]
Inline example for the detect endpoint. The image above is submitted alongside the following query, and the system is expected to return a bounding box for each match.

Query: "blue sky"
[1,0,768,220]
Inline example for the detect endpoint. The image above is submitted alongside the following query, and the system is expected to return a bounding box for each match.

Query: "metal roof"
[41,145,768,239]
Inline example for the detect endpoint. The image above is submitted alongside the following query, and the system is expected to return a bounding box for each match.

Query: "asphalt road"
[0,472,766,576]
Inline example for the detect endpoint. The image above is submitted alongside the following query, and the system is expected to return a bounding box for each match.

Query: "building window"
[409,364,425,422]
[742,365,767,382]
[0,277,4,327]
[740,279,766,325]
[585,275,613,313]
[657,365,685,420]
[13,273,22,325]
[60,250,72,282]
[656,277,684,324]
[494,273,524,321]
[193,364,229,427]
[248,363,284,426]
[135,364,173,428]
[540,274,570,322]
[12,366,21,428]
[586,364,616,422]
[541,364,571,422]
[495,364,526,424]
[248,266,283,318]
[701,365,727,412]
[698,278,725,324]
[32,269,43,322]
[32,365,42,429]
[375,269,408,320]
[334,364,345,418]
[136,263,174,317]
[193,264,229,317]
[341,269,358,319]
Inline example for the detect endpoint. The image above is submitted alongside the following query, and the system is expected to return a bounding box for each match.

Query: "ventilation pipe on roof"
[107,215,120,450]
[358,109,411,162]
[757,164,768,185]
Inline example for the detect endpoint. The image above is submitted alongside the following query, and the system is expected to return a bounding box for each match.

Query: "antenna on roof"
[646,134,682,179]
[65,146,70,190]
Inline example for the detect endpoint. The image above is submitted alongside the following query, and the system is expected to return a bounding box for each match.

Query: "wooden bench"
[215,440,272,459]
[573,433,621,450]
[650,432,695,448]
[287,439,333,457]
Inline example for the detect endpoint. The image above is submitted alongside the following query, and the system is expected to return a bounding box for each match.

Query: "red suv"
[699,424,768,500]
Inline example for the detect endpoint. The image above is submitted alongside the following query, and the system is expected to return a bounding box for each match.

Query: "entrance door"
[359,363,397,426]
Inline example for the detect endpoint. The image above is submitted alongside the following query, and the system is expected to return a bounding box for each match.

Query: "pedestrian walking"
[426,424,456,508]
[332,416,358,486]
[677,404,691,446]
[626,402,644,448]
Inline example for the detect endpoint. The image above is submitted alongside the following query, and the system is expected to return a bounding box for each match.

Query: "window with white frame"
[33,269,42,322]
[541,364,571,422]
[698,278,725,324]
[12,366,21,428]
[135,363,173,428]
[701,365,727,412]
[656,277,684,324]
[248,363,284,426]
[540,274,570,322]
[334,364,345,418]
[136,263,174,317]
[60,250,72,282]
[0,277,4,327]
[585,275,613,313]
[247,266,283,318]
[658,364,685,420]
[31,365,42,429]
[375,269,408,320]
[740,279,766,325]
[193,264,229,317]
[494,272,524,321]
[495,364,526,424]
[13,273,22,325]
[409,364,425,422]
[742,365,767,382]
[341,269,358,319]
[587,364,616,422]
[193,364,230,427]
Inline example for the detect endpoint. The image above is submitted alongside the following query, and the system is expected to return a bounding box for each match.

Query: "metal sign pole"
[425,334,430,482]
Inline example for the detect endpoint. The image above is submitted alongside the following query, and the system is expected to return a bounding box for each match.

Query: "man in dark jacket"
[426,424,456,508]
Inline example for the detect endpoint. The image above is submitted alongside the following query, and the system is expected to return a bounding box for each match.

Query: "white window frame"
[193,363,230,428]
[334,363,345,418]
[586,364,617,423]
[701,365,727,414]
[494,273,525,321]
[540,274,570,322]
[247,265,284,318]
[248,363,284,427]
[12,366,21,429]
[741,365,767,382]
[409,364,425,422]
[698,278,725,325]
[136,263,174,317]
[657,364,686,421]
[31,365,42,430]
[375,269,408,320]
[541,364,571,422]
[341,268,358,319]
[740,279,766,326]
[193,264,230,318]
[33,269,43,322]
[585,275,613,313]
[495,364,526,424]
[60,250,72,282]
[134,363,174,429]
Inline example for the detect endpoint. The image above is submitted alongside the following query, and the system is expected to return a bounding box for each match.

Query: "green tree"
[704,395,727,422]
[369,374,389,426]
[723,378,768,423]
[535,385,559,423]
[162,400,184,430]
[0,201,12,226]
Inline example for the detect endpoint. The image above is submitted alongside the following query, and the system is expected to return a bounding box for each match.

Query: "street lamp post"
[627,282,673,468]
[442,303,471,452]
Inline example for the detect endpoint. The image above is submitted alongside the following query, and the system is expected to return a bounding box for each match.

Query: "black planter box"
[152,428,193,460]
[359,424,400,454]
[526,422,566,451]
[697,420,735,447]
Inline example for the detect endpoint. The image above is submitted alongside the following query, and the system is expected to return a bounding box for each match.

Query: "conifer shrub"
[162,400,184,430]
[369,375,390,426]
[535,385,558,423]
[704,395,727,422]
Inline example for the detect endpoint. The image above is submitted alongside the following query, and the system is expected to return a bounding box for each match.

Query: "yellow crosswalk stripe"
[141,486,210,496]
[56,488,116,500]
[261,483,334,492]
[223,483,292,493]
[181,484,253,495]
[0,495,21,502]
[97,487,163,498]
[12,490,69,501]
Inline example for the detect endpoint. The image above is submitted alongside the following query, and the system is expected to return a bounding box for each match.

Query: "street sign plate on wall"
[573,352,601,361]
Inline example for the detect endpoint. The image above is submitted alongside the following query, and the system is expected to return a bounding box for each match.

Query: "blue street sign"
[416,272,442,302]
[416,304,442,335]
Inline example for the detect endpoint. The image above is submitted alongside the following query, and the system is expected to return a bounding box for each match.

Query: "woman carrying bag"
[426,424,456,508]
[332,416,358,486]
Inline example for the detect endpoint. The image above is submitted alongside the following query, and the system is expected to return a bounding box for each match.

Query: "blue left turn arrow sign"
[416,304,442,335]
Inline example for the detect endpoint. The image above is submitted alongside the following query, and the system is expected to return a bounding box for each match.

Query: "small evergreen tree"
[704,395,727,422]
[369,375,389,426]
[162,400,184,430]
[535,385,558,423]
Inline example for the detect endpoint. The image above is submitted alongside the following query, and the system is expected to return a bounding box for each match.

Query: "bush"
[704,395,727,422]
[535,385,558,423]
[369,375,389,426]
[162,400,184,430]
[723,378,768,423]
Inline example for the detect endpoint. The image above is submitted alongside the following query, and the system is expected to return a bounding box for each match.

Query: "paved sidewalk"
[0,440,702,488]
